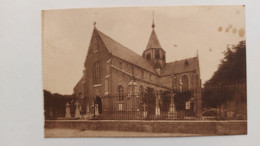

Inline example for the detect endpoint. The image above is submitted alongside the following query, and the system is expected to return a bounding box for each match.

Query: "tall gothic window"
[182,75,189,92]
[147,53,151,60]
[93,61,100,84]
[155,50,160,59]
[118,85,124,101]
[141,71,144,79]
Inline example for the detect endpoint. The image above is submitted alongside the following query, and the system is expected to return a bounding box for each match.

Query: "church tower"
[142,18,166,74]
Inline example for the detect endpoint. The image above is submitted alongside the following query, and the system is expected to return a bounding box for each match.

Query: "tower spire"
[152,10,155,29]
[143,11,166,70]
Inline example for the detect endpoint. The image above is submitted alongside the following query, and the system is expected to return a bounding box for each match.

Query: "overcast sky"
[42,5,245,95]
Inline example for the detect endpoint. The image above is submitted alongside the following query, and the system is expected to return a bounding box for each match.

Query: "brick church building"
[73,21,202,117]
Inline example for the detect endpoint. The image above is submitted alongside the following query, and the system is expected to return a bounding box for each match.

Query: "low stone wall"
[45,120,247,135]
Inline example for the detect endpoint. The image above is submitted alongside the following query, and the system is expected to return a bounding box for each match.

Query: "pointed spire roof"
[145,29,162,50]
[145,11,162,50]
[145,12,163,50]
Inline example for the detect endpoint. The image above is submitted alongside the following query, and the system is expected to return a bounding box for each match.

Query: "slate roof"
[96,29,157,74]
[161,57,198,76]
[145,29,163,50]
[95,28,198,76]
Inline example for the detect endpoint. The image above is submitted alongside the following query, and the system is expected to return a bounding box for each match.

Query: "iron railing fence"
[44,84,246,120]
[90,93,202,120]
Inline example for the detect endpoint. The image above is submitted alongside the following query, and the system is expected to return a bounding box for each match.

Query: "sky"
[42,5,245,95]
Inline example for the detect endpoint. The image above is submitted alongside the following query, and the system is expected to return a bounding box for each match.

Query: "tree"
[43,89,75,119]
[205,40,246,86]
[203,40,246,108]
[142,87,156,118]
[160,91,171,112]
[174,91,192,111]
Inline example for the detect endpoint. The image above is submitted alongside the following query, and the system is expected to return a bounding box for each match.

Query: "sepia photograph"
[42,5,246,137]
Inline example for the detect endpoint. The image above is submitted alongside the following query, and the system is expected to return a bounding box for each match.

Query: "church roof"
[94,28,199,77]
[96,29,157,74]
[145,29,162,50]
[161,57,198,76]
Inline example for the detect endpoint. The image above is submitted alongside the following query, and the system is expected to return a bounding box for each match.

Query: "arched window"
[147,53,151,60]
[93,36,98,53]
[184,60,189,66]
[93,61,100,84]
[118,85,124,101]
[182,75,189,92]
[155,50,160,59]
[141,70,144,79]
[78,92,82,98]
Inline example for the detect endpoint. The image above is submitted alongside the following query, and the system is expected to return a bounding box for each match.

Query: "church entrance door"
[94,96,102,114]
